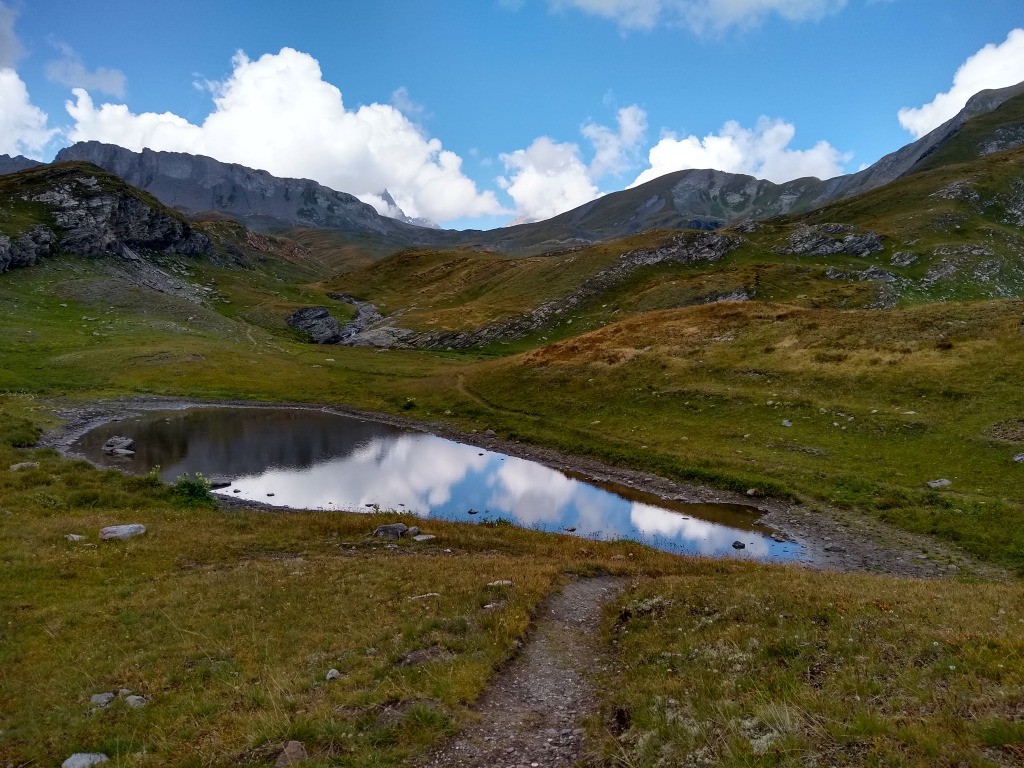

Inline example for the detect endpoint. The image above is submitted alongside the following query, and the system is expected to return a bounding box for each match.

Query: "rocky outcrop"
[781,224,884,257]
[0,165,212,274]
[286,307,343,344]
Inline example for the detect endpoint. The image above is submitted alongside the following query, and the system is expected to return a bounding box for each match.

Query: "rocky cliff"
[54,142,437,245]
[0,163,211,274]
[0,154,43,175]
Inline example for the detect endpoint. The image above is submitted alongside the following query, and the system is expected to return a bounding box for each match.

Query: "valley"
[2,82,1024,767]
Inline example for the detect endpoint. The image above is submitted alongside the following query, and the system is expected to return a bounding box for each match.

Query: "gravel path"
[420,576,626,768]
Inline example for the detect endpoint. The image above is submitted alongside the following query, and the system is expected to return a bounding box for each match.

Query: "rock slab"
[100,524,147,540]
[62,755,109,768]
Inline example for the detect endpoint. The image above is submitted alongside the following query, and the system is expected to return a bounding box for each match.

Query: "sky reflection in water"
[75,407,803,561]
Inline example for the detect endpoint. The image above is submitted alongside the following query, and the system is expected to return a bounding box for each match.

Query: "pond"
[73,406,804,561]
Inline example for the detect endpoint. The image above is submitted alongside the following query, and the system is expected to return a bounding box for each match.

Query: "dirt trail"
[421,576,626,768]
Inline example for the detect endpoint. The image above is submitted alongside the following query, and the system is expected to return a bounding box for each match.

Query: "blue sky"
[1,0,1023,228]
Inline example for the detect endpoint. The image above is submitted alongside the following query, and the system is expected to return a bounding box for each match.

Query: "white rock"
[9,462,38,471]
[1014,453,1024,463]
[124,695,147,708]
[62,755,109,768]
[412,534,436,542]
[781,420,793,427]
[99,524,146,540]
[326,668,341,681]
[66,534,87,542]
[488,580,513,587]
[927,479,952,489]
[89,692,115,707]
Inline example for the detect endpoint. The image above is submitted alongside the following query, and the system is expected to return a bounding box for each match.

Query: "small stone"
[90,692,115,708]
[62,755,109,768]
[1014,453,1024,463]
[118,688,131,696]
[326,669,341,681]
[746,488,764,497]
[824,544,846,553]
[267,492,275,497]
[406,526,421,537]
[124,695,147,708]
[9,461,38,471]
[467,508,478,515]
[99,524,146,541]
[413,534,436,542]
[371,523,408,539]
[233,489,241,493]
[781,420,793,427]
[564,526,577,532]
[409,593,441,601]
[732,541,746,550]
[484,429,496,437]
[488,580,513,587]
[770,533,786,543]
[927,479,952,489]
[66,533,87,542]
[276,740,309,767]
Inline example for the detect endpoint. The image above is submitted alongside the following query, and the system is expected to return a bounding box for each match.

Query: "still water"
[73,407,803,561]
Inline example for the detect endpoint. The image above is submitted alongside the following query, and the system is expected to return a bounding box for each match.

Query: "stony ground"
[419,576,626,768]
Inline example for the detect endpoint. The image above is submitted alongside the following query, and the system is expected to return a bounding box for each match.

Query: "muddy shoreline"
[38,394,1000,579]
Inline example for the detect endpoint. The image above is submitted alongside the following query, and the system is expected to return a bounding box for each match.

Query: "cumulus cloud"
[898,28,1024,139]
[0,69,57,158]
[499,104,647,223]
[46,42,126,98]
[65,47,503,224]
[0,2,23,68]
[630,116,850,186]
[551,0,847,32]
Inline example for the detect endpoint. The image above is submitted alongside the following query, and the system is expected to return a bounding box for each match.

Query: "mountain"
[53,142,441,247]
[0,154,43,175]
[34,81,1024,257]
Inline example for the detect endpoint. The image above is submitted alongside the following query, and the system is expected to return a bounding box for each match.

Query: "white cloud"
[631,116,850,186]
[0,68,58,158]
[0,2,23,68]
[499,104,647,223]
[583,103,648,176]
[46,42,126,98]
[898,28,1024,139]
[551,0,847,32]
[65,48,504,224]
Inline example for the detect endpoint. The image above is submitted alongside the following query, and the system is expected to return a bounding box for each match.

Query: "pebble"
[781,420,793,427]
[407,526,421,537]
[62,755,109,768]
[732,541,746,550]
[66,533,87,542]
[326,669,341,681]
[99,524,146,541]
[124,695,147,708]
[1014,454,1024,463]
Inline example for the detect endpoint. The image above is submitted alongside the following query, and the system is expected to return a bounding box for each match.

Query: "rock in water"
[100,524,147,540]
[286,307,343,344]
[732,541,746,550]
[275,741,309,767]
[102,436,135,454]
[62,755,109,768]
[371,523,409,539]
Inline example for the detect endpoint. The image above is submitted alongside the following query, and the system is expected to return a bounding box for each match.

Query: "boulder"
[325,669,341,681]
[286,307,343,344]
[100,524,147,541]
[371,523,409,539]
[102,436,135,454]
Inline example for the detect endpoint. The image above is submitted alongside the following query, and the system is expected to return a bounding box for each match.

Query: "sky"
[1,1,1023,230]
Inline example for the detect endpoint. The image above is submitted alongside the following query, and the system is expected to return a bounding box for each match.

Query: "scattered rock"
[732,541,746,550]
[325,669,341,681]
[99,524,146,540]
[90,692,115,708]
[488,580,514,587]
[101,436,135,454]
[413,534,436,542]
[781,420,793,427]
[275,741,309,767]
[62,755,109,768]
[927,479,952,489]
[1014,454,1024,463]
[65,533,87,542]
[9,461,39,471]
[372,523,409,539]
[407,526,421,537]
[124,695,147,709]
